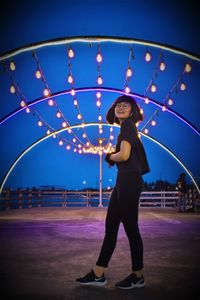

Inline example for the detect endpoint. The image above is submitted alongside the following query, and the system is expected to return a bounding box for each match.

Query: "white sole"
[116,283,145,290]
[78,280,108,287]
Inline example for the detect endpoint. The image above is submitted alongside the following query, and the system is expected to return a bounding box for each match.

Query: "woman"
[76,95,150,289]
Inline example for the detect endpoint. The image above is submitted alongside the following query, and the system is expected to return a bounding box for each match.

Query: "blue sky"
[0,0,200,190]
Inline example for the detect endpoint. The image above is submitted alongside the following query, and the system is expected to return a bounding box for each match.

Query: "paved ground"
[0,207,200,300]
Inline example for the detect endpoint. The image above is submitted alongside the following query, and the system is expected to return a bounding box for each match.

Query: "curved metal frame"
[1,122,199,194]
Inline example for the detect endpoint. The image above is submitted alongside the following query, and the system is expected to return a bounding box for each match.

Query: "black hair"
[106,95,144,124]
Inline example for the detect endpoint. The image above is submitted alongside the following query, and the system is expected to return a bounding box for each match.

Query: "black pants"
[96,171,144,271]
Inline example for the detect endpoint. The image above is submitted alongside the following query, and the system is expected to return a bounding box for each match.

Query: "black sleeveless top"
[115,118,150,175]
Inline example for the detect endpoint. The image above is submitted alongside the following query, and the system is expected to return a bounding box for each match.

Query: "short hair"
[106,95,144,124]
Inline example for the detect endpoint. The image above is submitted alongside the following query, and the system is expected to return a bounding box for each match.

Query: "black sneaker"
[76,269,107,286]
[115,273,145,290]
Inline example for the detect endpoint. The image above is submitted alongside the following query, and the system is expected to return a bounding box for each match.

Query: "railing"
[0,190,182,210]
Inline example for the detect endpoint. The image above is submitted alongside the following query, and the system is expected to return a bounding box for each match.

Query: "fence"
[0,189,185,210]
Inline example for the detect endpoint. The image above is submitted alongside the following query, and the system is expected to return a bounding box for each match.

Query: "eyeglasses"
[115,103,131,109]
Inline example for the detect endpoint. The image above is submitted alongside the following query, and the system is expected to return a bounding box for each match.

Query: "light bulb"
[185,63,192,73]
[66,145,71,150]
[52,134,56,139]
[74,148,77,152]
[67,75,73,84]
[83,133,86,138]
[56,111,62,118]
[162,105,167,111]
[59,140,63,146]
[25,107,30,113]
[144,128,149,134]
[125,86,130,93]
[98,115,102,121]
[110,135,114,140]
[77,113,82,119]
[126,67,133,77]
[96,92,101,98]
[10,61,16,71]
[35,69,42,79]
[43,88,50,97]
[145,97,149,104]
[168,98,173,106]
[67,128,72,133]
[73,99,78,106]
[180,82,186,91]
[97,76,103,85]
[10,85,15,94]
[96,100,101,107]
[96,53,103,63]
[38,120,43,127]
[73,138,76,143]
[99,129,103,134]
[71,89,76,96]
[151,120,156,126]
[68,48,74,58]
[47,129,51,135]
[20,100,26,107]
[150,84,157,93]
[159,61,166,71]
[62,121,67,128]
[145,52,152,62]
[48,99,54,106]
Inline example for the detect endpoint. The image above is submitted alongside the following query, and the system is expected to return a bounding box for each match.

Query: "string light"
[59,140,63,146]
[150,83,157,93]
[180,82,186,91]
[126,67,133,77]
[68,47,74,58]
[46,129,51,135]
[20,99,26,107]
[71,88,76,96]
[96,100,101,107]
[97,75,103,85]
[125,85,130,93]
[145,51,152,62]
[96,92,101,98]
[48,99,54,106]
[66,145,71,150]
[159,61,166,71]
[9,61,16,71]
[162,105,167,112]
[62,121,67,128]
[56,111,62,118]
[43,88,50,97]
[184,63,192,73]
[168,98,174,106]
[77,113,82,119]
[10,84,16,94]
[151,120,156,126]
[96,53,103,63]
[145,97,149,104]
[25,107,30,113]
[144,128,149,134]
[38,120,43,127]
[67,74,74,84]
[35,69,42,79]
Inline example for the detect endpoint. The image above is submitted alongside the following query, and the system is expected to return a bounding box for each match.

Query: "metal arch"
[0,36,200,61]
[1,87,200,136]
[0,122,199,194]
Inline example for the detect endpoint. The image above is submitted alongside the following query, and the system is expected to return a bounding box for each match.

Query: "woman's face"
[114,102,132,121]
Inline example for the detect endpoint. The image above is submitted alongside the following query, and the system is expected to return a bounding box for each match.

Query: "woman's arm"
[109,140,131,162]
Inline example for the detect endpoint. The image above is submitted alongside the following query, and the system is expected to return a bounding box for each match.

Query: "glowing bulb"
[73,138,76,143]
[96,92,101,98]
[125,86,130,93]
[20,100,26,107]
[78,144,82,148]
[145,97,149,104]
[53,134,56,139]
[25,107,30,113]
[71,89,76,96]
[79,150,82,154]
[68,48,74,58]
[97,76,103,85]
[110,135,114,140]
[126,67,133,77]
[185,63,192,73]
[150,84,157,93]
[81,123,85,128]
[99,124,102,129]
[77,113,82,119]
[67,128,72,133]
[10,85,15,94]
[73,99,78,106]
[162,105,167,111]
[159,61,166,71]
[144,128,149,134]
[43,88,50,97]
[96,53,103,63]
[67,75,73,84]
[98,115,102,121]
[66,145,71,150]
[35,69,42,79]
[145,52,152,62]
[47,129,51,135]
[48,99,54,106]
[110,127,113,132]
[83,133,86,138]
[168,98,174,106]
[140,108,144,114]
[180,82,186,91]
[59,140,63,146]
[151,120,156,126]
[74,148,77,152]
[96,100,101,107]
[99,129,103,134]
[38,120,43,127]
[99,139,103,144]
[56,111,62,118]
[10,61,16,71]
[86,142,90,146]
[62,121,67,128]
